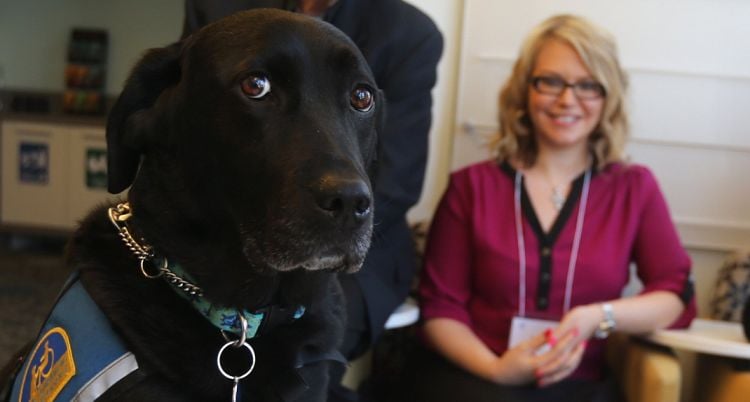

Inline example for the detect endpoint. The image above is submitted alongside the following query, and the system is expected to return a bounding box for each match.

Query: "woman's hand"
[490,331,549,385]
[493,325,586,386]
[534,327,586,387]
[530,304,602,387]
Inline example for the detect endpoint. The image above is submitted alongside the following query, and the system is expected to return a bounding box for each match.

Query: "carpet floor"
[0,235,71,365]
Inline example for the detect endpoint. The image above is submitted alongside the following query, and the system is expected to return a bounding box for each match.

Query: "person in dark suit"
[182,1,443,400]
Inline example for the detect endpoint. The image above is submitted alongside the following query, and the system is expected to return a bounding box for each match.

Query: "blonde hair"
[493,14,629,169]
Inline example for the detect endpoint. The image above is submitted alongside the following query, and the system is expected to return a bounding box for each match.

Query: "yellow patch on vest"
[18,327,76,402]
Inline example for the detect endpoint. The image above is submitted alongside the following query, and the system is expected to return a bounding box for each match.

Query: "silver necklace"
[539,174,566,211]
[539,164,584,211]
[550,185,565,211]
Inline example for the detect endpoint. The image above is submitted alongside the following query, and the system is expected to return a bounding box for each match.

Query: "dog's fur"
[45,9,381,401]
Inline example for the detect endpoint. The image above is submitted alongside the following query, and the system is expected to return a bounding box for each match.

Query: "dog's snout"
[314,176,372,224]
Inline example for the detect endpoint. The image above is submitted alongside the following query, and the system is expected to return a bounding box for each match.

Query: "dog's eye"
[241,75,271,99]
[350,87,374,112]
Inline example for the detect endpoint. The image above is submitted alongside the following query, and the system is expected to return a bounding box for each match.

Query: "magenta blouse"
[419,160,696,380]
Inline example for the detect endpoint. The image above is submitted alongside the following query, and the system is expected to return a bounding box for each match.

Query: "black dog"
[5,9,381,402]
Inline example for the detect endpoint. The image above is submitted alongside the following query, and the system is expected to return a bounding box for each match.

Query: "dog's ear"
[106,41,183,194]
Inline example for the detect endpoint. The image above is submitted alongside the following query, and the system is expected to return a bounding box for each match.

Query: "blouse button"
[541,247,551,256]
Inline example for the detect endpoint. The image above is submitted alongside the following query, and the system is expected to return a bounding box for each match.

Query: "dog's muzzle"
[240,173,374,274]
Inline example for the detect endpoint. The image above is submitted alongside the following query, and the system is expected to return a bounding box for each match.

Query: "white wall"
[404,0,465,223]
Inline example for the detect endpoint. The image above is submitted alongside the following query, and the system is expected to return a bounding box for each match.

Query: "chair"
[694,355,750,402]
[606,333,681,402]
[709,250,750,322]
[695,251,750,402]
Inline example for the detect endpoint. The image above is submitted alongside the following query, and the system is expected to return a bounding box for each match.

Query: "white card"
[508,316,558,348]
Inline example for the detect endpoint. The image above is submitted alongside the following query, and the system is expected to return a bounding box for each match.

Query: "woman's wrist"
[568,303,609,339]
[487,353,513,384]
[470,351,505,384]
[487,349,537,386]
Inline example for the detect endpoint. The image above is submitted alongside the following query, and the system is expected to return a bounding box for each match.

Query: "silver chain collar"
[108,202,204,297]
[107,202,256,400]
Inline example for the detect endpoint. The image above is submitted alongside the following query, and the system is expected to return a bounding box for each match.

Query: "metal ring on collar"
[140,257,167,279]
[216,340,256,380]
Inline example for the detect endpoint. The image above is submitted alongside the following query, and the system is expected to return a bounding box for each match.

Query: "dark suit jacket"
[183,0,443,343]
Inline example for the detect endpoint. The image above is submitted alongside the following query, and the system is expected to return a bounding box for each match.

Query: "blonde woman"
[415,14,695,401]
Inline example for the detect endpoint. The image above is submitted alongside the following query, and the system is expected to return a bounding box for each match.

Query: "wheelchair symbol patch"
[18,327,76,402]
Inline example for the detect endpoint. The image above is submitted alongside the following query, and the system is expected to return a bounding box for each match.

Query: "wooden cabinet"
[0,119,123,231]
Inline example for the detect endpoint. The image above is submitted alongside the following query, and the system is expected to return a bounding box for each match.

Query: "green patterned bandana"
[166,262,305,338]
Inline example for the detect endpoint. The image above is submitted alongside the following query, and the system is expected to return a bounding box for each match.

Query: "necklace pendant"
[551,188,565,211]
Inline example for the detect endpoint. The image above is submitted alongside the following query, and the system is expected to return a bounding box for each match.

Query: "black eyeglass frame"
[529,75,606,100]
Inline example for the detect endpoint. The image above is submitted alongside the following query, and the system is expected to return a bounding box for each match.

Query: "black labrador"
[4,9,381,402]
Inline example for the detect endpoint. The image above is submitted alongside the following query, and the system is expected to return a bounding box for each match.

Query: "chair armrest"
[606,333,681,402]
[696,354,750,402]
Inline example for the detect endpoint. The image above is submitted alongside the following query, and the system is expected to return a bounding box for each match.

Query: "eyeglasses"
[530,75,606,100]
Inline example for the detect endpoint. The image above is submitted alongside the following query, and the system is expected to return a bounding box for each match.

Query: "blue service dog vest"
[9,276,138,402]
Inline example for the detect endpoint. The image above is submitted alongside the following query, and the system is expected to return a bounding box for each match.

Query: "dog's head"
[106,9,382,275]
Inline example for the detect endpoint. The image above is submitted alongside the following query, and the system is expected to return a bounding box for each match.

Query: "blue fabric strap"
[166,262,305,338]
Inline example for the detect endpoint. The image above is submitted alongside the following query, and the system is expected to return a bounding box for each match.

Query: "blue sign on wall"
[19,142,49,184]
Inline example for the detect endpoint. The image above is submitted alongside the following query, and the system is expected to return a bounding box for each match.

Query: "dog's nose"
[314,176,372,224]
